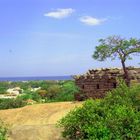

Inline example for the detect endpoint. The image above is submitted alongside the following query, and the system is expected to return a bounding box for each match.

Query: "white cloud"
[44,8,75,19]
[79,16,107,26]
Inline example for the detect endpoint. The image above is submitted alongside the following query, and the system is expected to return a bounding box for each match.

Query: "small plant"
[0,120,7,140]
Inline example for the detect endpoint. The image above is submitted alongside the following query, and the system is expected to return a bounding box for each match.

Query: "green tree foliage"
[0,80,79,106]
[47,85,61,99]
[18,92,42,102]
[37,90,48,98]
[0,82,10,94]
[31,92,42,102]
[58,81,140,140]
[0,98,26,110]
[0,120,7,140]
[92,36,140,85]
[53,81,79,102]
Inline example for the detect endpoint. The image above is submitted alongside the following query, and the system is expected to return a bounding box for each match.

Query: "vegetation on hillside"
[58,80,140,140]
[0,80,79,109]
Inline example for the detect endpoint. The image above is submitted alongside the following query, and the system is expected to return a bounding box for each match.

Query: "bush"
[17,94,33,101]
[45,81,79,102]
[37,90,47,98]
[61,81,78,94]
[58,81,140,140]
[0,120,7,140]
[52,92,74,102]
[47,85,61,99]
[0,98,26,110]
[51,81,78,101]
[0,82,9,94]
[31,92,42,102]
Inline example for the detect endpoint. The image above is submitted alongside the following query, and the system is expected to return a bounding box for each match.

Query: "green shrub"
[0,87,7,94]
[0,120,7,140]
[45,81,79,102]
[61,81,79,94]
[17,94,33,101]
[47,85,61,99]
[18,91,42,102]
[0,98,26,110]
[58,81,140,140]
[50,81,77,101]
[53,92,75,102]
[31,92,42,102]
[37,90,47,98]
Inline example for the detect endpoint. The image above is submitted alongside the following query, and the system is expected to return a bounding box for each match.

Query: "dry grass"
[0,101,83,140]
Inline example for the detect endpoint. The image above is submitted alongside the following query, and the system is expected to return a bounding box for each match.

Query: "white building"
[7,87,23,95]
[30,87,41,92]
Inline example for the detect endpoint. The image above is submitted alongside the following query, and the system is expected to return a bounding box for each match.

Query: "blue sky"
[0,0,140,77]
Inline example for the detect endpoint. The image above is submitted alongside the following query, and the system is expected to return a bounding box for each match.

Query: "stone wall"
[74,67,140,100]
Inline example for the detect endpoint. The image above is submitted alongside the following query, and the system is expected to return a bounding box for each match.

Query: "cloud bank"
[44,8,75,19]
[79,16,107,26]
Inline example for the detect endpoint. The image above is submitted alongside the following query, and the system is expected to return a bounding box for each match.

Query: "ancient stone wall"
[74,67,140,100]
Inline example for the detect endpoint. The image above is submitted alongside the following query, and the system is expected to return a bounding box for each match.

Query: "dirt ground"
[0,101,83,140]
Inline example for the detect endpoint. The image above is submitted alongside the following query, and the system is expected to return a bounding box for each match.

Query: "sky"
[0,0,140,77]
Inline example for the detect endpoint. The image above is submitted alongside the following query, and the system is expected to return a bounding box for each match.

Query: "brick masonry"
[74,67,140,100]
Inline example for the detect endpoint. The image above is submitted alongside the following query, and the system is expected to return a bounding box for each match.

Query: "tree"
[92,35,140,86]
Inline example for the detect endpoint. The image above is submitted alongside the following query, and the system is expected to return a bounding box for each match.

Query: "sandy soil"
[0,101,83,140]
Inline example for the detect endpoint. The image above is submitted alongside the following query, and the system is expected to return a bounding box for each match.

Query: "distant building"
[30,87,41,92]
[7,87,23,95]
[74,67,140,100]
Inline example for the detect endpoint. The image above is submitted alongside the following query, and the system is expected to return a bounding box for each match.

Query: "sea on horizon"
[0,76,73,82]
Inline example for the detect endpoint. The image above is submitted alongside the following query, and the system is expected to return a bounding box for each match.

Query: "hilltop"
[0,102,83,140]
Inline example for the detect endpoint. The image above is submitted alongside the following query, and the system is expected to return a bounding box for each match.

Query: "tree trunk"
[121,60,130,86]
